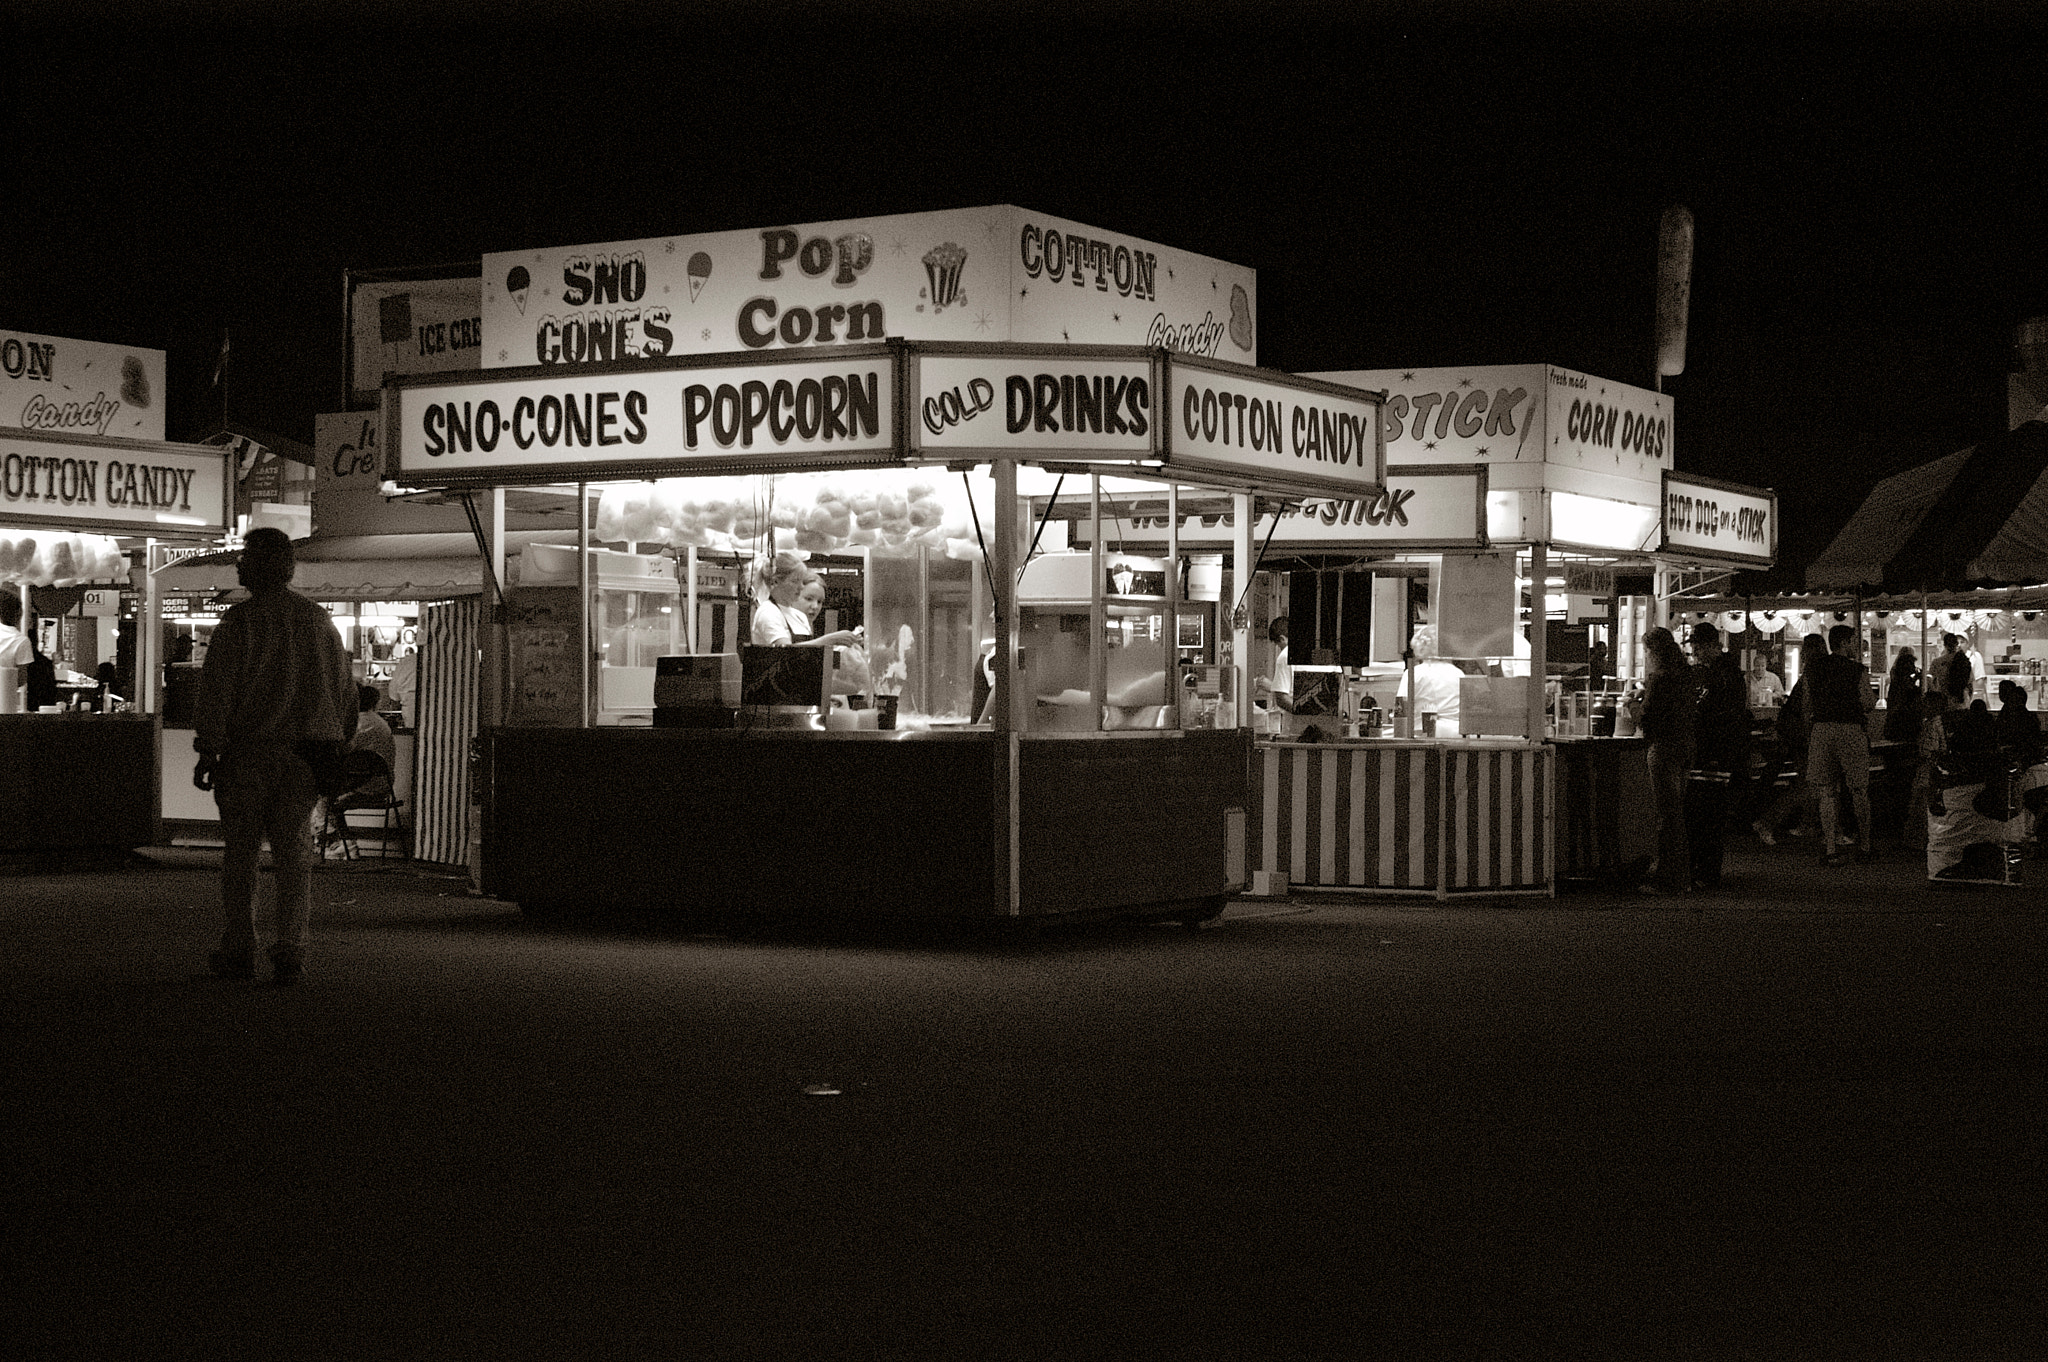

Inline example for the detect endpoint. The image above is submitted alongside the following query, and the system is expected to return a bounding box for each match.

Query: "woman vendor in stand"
[1395,624,1463,737]
[750,551,861,650]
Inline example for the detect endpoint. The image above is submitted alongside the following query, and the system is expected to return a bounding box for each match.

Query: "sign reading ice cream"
[482,206,1257,373]
[1,331,166,443]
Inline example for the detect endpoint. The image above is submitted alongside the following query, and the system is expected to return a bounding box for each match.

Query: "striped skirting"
[1252,743,1554,895]
[414,597,482,867]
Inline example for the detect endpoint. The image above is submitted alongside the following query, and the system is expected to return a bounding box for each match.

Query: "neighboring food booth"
[1074,361,1773,896]
[383,334,1388,927]
[1,415,230,854]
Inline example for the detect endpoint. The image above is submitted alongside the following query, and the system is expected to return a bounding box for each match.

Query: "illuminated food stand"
[384,340,1387,926]
[1052,362,1773,896]
[0,425,231,854]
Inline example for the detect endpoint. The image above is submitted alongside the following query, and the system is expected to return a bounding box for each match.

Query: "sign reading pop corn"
[481,206,1257,372]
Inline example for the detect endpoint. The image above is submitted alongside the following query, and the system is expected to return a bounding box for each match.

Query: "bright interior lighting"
[1549,492,1660,552]
[155,513,207,526]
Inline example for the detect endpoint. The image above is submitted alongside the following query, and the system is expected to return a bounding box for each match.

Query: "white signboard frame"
[387,345,900,487]
[1661,469,1776,567]
[1163,354,1385,500]
[907,343,1158,460]
[1068,465,1487,550]
[0,427,230,536]
[2,330,167,443]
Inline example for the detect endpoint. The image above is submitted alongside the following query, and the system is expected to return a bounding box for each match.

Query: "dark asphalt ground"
[2,840,2043,1361]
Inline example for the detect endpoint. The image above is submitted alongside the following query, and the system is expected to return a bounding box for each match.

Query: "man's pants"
[213,743,319,966]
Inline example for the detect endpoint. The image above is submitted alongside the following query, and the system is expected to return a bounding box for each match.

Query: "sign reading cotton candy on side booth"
[1,331,166,443]
[480,206,1256,371]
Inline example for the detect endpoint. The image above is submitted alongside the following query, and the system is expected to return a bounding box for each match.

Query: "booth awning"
[158,530,582,598]
[1806,421,2048,592]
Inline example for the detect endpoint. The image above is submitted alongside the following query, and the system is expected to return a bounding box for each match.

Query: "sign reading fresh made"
[0,429,228,533]
[393,351,897,481]
[1661,471,1775,565]
[481,206,1258,372]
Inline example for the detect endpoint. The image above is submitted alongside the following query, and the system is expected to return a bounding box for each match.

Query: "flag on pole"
[211,330,231,387]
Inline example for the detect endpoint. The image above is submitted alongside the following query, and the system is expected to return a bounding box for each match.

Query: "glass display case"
[516,544,682,724]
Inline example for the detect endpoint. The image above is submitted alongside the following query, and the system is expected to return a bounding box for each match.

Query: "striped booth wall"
[414,597,482,867]
[1253,743,1554,896]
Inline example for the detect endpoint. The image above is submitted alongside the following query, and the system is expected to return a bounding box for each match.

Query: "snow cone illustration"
[687,252,712,303]
[921,242,967,312]
[506,266,531,316]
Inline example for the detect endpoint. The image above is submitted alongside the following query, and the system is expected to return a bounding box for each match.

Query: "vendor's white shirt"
[1397,660,1464,735]
[751,600,812,647]
[0,623,30,670]
[1749,671,1786,707]
[1269,643,1293,698]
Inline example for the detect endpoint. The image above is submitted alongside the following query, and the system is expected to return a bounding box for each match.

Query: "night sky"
[7,3,2048,581]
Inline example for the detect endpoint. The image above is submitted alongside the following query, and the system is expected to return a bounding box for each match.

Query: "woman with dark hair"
[1883,648,1923,744]
[1627,626,1696,895]
[1754,633,1830,845]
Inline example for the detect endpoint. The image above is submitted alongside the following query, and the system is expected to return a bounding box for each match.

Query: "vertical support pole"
[685,545,699,654]
[1232,491,1253,730]
[1528,539,1549,739]
[577,481,590,730]
[989,459,1021,916]
[1164,481,1180,722]
[918,542,932,716]
[1089,472,1106,727]
[482,487,508,731]
[136,543,159,716]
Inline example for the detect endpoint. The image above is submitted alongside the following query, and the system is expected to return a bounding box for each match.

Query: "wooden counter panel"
[0,714,160,852]
[484,728,1000,919]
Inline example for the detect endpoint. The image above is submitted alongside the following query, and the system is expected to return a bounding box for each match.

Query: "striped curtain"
[1254,744,1554,895]
[414,597,482,866]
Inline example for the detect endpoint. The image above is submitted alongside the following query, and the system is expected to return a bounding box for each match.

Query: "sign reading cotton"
[482,205,1257,371]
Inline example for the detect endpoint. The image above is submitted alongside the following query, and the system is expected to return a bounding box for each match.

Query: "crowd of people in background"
[1730,625,2048,880]
[1630,616,2048,896]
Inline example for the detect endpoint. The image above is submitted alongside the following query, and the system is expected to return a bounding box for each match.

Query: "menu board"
[505,586,581,727]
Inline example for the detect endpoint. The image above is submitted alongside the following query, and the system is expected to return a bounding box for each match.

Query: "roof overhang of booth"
[157,529,581,599]
[1807,421,2048,592]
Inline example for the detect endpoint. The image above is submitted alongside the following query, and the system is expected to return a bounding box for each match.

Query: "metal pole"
[1164,481,1180,723]
[577,481,590,730]
[1090,472,1106,727]
[1528,540,1548,739]
[1232,492,1253,730]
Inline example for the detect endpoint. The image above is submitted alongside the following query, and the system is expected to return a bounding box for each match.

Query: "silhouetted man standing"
[193,529,355,984]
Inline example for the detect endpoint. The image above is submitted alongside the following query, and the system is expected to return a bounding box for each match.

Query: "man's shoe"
[1823,852,1851,867]
[208,951,256,980]
[271,958,304,986]
[1751,821,1777,846]
[1855,847,1879,864]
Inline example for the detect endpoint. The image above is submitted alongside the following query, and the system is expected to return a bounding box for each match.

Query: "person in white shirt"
[1747,654,1787,707]
[750,551,860,649]
[0,592,32,671]
[1396,624,1464,736]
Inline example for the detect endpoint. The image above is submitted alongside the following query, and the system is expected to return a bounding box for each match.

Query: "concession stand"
[1074,361,1772,896]
[383,338,1387,926]
[1,424,231,854]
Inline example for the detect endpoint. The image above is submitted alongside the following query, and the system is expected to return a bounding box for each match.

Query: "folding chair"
[319,752,407,860]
